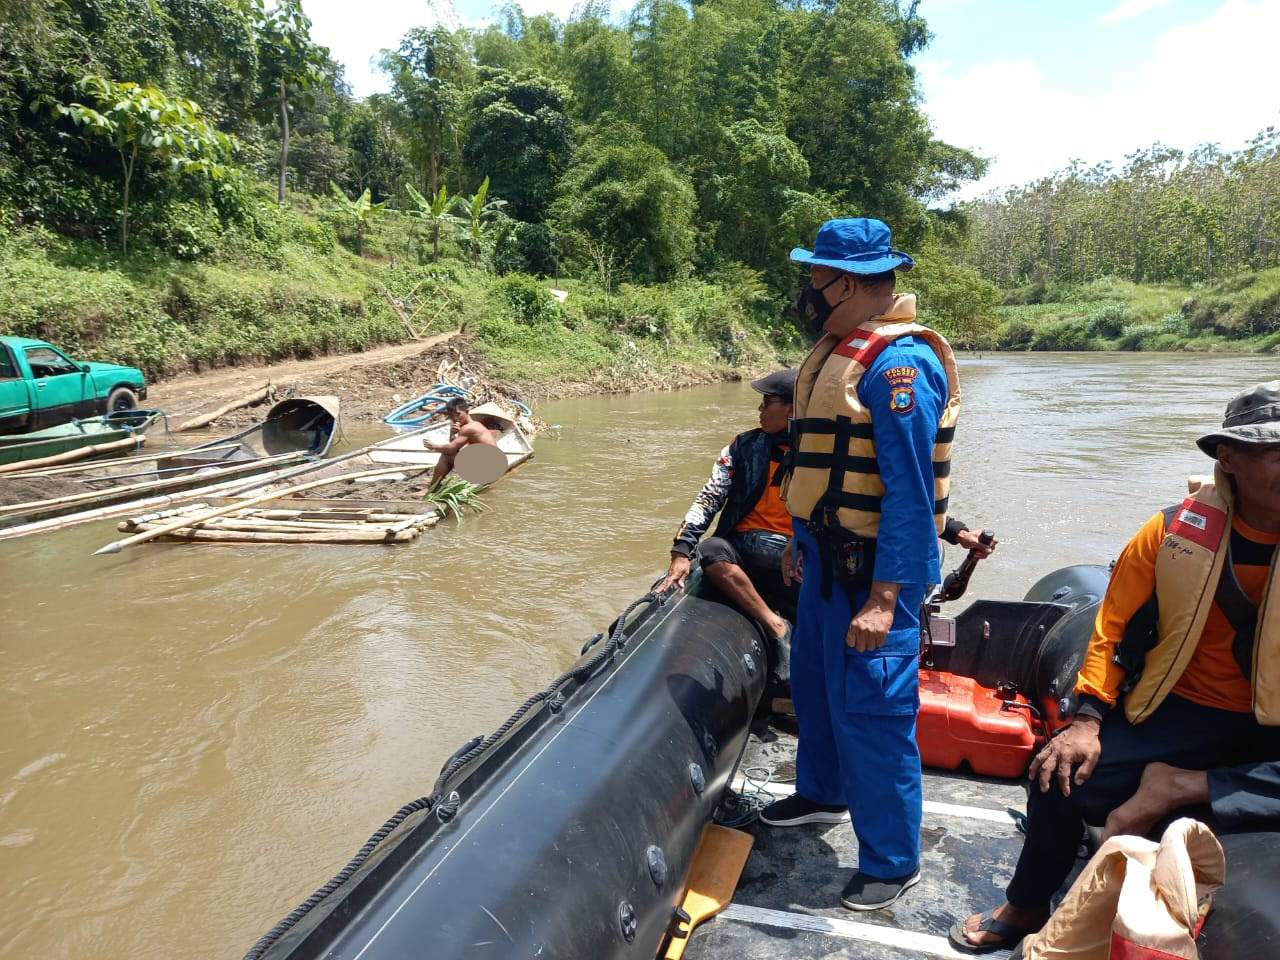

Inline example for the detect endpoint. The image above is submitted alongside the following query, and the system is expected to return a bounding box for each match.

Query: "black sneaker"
[839,868,921,911]
[758,793,848,826]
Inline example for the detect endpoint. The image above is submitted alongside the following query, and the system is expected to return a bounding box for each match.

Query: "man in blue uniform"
[761,218,962,912]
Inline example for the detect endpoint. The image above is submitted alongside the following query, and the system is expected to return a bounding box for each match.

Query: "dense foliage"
[960,132,1280,288]
[0,2,986,297]
[1,1,1272,374]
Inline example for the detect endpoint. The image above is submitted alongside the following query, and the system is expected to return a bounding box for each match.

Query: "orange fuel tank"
[917,669,1038,778]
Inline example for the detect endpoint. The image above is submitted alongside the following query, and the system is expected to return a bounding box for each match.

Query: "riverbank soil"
[143,331,746,429]
[142,331,473,427]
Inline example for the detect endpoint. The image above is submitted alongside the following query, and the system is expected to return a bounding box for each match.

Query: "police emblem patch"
[883,365,919,414]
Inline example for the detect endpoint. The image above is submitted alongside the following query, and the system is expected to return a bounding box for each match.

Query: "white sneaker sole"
[759,809,849,827]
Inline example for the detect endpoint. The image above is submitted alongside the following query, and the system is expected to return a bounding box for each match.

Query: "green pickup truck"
[0,336,148,434]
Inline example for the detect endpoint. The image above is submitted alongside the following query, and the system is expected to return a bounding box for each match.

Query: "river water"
[0,352,1275,959]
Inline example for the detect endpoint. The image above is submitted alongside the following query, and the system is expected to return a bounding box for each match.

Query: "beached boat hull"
[225,401,534,506]
[0,409,161,465]
[245,570,766,960]
[0,398,338,537]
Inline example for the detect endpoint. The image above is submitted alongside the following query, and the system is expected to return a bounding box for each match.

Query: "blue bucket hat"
[790,218,914,274]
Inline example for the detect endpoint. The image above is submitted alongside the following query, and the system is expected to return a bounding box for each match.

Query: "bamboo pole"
[120,523,419,544]
[175,385,271,432]
[2,423,434,542]
[130,515,433,534]
[0,435,146,475]
[0,441,247,479]
[0,453,300,516]
[94,465,423,554]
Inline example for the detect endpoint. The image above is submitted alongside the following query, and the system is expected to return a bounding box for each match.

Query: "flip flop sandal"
[947,908,1038,954]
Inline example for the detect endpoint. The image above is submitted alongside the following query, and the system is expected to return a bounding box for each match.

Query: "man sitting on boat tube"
[950,379,1280,954]
[659,368,800,690]
[421,397,499,491]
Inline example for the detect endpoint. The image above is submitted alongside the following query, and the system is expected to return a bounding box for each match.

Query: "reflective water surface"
[1,352,1275,959]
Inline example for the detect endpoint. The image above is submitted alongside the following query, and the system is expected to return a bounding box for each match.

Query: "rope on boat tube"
[713,766,775,828]
[432,590,660,788]
[241,590,660,960]
[240,796,437,960]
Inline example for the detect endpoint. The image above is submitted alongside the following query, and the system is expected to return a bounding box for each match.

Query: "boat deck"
[686,721,1040,960]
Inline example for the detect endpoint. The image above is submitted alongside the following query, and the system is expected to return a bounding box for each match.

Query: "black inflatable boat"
[244,570,766,960]
[243,562,1278,959]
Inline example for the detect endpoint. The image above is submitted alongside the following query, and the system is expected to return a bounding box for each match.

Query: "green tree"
[710,119,827,287]
[778,0,974,244]
[553,131,697,282]
[43,74,234,253]
[462,68,571,222]
[382,26,470,197]
[255,0,329,203]
[335,94,407,201]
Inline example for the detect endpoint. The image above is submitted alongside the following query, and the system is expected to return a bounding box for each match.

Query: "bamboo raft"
[116,501,441,545]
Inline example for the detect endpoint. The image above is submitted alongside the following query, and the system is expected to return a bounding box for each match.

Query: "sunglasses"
[758,396,789,410]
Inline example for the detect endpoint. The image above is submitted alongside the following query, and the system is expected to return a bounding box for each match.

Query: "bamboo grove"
[961,133,1280,287]
[1,0,1276,361]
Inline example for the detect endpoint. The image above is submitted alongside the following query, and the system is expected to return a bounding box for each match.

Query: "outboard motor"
[918,563,1111,778]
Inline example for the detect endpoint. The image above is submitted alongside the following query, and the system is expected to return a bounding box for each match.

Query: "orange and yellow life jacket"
[781,295,961,537]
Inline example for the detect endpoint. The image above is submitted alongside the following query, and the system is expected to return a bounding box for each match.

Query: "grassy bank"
[2,194,1275,394]
[988,273,1280,352]
[0,194,801,392]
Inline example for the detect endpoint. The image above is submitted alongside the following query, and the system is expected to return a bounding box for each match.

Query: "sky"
[300,0,1280,201]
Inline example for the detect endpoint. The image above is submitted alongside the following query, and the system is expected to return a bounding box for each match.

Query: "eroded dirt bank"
[143,331,744,428]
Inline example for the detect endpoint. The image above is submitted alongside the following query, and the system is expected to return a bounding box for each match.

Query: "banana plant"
[328,182,386,255]
[403,183,463,263]
[450,176,508,268]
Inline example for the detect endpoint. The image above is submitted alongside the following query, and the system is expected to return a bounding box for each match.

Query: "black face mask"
[796,274,844,331]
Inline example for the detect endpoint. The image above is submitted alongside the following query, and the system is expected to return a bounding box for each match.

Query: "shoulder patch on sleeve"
[883,365,919,414]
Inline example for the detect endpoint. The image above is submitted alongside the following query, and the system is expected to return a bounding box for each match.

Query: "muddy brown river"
[1,352,1276,959]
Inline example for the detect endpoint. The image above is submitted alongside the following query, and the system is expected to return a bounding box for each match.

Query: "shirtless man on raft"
[421,397,499,490]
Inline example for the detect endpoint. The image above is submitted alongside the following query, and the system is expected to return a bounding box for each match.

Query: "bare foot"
[1102,762,1209,842]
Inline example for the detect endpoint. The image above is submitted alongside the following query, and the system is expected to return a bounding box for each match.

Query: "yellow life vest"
[781,295,961,537]
[1126,468,1280,724]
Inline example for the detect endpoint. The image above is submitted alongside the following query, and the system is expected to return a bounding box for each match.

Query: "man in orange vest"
[950,380,1280,954]
[659,370,801,687]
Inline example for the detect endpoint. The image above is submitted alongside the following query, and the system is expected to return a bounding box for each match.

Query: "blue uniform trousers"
[790,521,925,879]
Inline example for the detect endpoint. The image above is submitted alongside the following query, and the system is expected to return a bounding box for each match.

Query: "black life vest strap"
[812,414,855,527]
[1213,533,1257,680]
[1113,505,1178,690]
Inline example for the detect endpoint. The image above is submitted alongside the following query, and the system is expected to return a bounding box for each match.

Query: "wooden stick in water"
[0,435,145,475]
[175,385,271,432]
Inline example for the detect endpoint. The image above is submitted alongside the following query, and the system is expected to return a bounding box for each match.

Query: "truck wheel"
[107,387,138,411]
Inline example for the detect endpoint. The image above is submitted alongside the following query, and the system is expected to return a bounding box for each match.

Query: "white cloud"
[1097,0,1175,26]
[920,0,1280,202]
[302,0,620,97]
[302,0,439,97]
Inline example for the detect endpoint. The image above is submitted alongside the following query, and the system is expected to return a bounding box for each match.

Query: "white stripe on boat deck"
[731,778,1021,825]
[718,903,1000,958]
